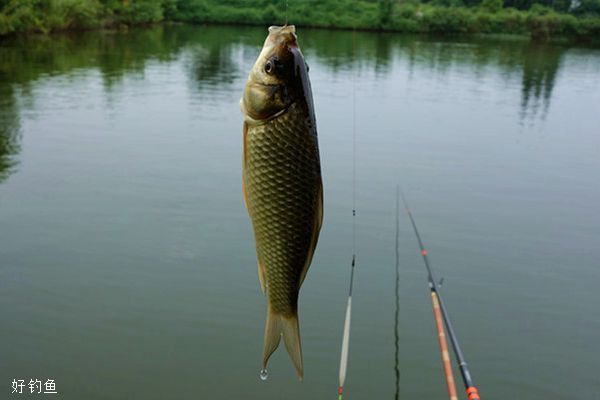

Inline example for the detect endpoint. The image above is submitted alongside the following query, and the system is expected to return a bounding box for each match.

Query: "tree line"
[1,0,599,39]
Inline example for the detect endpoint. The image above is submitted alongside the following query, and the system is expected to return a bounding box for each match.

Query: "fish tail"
[262,303,304,380]
[282,312,303,380]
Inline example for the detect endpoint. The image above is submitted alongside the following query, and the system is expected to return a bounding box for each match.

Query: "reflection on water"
[0,26,576,142]
[186,27,243,88]
[0,25,578,185]
[0,85,20,182]
[520,42,562,122]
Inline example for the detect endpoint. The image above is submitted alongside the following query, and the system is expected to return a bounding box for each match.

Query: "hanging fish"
[240,25,323,380]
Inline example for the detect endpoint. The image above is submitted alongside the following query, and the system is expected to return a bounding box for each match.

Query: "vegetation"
[1,0,599,40]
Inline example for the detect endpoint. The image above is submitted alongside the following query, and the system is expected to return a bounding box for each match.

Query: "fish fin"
[242,122,250,211]
[299,182,323,287]
[262,302,282,372]
[262,305,304,381]
[242,122,265,294]
[281,312,304,380]
[242,178,249,211]
[257,254,266,294]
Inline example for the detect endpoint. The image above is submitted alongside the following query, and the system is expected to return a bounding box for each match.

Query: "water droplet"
[259,369,268,381]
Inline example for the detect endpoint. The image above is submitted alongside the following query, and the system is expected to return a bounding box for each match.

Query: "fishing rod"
[397,189,458,400]
[401,192,481,400]
[431,289,459,400]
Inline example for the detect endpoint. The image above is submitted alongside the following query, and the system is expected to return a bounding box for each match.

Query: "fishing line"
[337,26,357,400]
[401,192,481,400]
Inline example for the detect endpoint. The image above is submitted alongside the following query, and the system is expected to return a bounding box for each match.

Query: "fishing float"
[401,192,481,400]
[337,253,354,400]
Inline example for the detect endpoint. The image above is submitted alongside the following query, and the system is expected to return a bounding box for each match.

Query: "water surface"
[1,25,599,399]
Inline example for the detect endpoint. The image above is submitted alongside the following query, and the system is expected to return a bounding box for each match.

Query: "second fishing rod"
[401,192,481,400]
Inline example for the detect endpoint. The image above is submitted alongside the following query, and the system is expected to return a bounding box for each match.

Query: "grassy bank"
[1,0,599,40]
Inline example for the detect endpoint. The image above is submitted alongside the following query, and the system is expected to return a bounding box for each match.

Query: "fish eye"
[265,60,273,74]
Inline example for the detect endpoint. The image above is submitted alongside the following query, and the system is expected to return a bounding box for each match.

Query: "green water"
[1,25,599,399]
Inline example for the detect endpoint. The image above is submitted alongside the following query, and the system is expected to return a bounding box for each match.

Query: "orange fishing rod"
[401,192,481,400]
[431,290,459,400]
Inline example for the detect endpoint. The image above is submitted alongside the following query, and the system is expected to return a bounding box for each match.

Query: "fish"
[240,25,323,380]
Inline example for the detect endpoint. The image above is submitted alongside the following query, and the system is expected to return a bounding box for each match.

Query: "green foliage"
[114,1,164,24]
[0,0,103,34]
[529,3,555,14]
[0,0,599,40]
[161,0,178,19]
[379,0,394,28]
[480,0,504,12]
[527,12,559,37]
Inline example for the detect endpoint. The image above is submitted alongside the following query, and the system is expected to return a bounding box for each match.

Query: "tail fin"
[262,304,304,380]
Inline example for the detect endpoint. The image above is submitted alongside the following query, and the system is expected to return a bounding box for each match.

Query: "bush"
[61,0,103,29]
[480,0,503,12]
[529,3,554,15]
[115,0,164,25]
[262,4,281,25]
[1,0,599,40]
[527,11,562,38]
[0,0,102,34]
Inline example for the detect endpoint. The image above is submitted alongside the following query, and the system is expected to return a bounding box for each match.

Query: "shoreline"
[2,20,597,47]
[1,2,599,44]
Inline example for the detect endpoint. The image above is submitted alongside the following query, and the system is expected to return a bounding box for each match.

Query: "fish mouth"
[266,25,297,47]
[268,25,296,35]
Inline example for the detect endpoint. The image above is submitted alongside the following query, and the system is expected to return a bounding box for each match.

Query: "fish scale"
[245,101,321,317]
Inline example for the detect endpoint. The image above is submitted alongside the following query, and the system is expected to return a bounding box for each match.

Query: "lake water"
[1,24,599,399]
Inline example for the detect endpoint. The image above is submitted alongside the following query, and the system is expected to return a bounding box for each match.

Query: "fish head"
[242,25,311,122]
